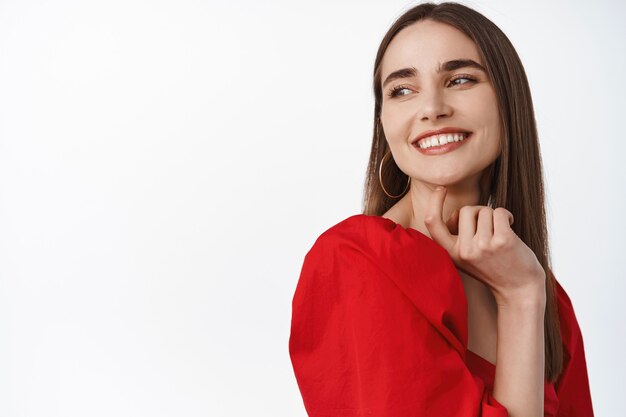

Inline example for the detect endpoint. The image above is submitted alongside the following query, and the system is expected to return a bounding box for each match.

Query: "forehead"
[381,20,482,78]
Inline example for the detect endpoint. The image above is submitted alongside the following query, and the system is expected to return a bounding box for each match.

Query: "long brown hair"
[363,2,563,382]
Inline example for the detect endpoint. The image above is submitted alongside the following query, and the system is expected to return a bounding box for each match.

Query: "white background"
[0,0,623,416]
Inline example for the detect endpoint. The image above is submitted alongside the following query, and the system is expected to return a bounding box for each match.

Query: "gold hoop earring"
[378,150,410,198]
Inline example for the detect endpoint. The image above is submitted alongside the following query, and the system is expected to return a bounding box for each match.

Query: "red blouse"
[289,214,594,416]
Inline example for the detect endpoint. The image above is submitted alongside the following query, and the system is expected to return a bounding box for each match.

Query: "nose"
[418,88,452,121]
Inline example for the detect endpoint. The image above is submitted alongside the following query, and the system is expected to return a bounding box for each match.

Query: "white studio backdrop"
[0,0,623,416]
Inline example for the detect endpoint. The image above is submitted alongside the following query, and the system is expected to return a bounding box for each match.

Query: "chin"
[421,173,467,187]
[418,164,488,187]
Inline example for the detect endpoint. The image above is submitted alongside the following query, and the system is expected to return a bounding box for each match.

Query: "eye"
[386,85,412,98]
[448,74,477,87]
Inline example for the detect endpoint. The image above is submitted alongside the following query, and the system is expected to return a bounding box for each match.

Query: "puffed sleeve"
[554,280,594,416]
[289,221,509,417]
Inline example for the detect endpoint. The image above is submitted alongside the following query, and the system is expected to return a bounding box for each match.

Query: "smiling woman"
[289,2,594,417]
[378,19,502,208]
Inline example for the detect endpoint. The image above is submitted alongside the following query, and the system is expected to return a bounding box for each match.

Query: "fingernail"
[436,186,445,191]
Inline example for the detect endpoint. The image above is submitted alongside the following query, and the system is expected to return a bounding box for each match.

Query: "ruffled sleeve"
[554,280,594,416]
[288,215,508,416]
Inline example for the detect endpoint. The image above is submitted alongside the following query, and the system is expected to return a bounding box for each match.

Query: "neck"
[398,171,488,238]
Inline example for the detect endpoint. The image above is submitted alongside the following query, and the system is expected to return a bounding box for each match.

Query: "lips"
[411,127,472,146]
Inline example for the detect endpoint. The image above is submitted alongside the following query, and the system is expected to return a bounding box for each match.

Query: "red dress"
[289,214,594,416]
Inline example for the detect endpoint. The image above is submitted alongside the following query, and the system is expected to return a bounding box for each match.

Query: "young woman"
[289,2,593,416]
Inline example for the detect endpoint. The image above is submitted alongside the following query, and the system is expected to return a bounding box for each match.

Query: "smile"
[412,132,472,155]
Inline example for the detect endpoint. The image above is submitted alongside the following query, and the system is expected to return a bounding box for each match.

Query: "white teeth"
[417,133,467,149]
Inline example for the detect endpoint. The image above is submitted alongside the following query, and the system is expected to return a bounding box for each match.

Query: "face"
[379,19,501,188]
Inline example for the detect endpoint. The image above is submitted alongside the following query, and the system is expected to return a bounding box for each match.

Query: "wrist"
[494,277,546,310]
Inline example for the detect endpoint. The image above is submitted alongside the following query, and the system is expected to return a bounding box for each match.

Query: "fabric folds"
[289,214,593,417]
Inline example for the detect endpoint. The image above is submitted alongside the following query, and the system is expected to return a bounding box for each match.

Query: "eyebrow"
[382,59,487,89]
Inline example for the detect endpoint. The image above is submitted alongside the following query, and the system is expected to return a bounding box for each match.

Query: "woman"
[289,2,593,416]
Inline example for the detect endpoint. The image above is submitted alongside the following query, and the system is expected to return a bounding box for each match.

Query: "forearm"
[492,283,546,417]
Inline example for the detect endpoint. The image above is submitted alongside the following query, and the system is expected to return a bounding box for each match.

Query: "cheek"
[482,91,500,123]
[466,91,500,129]
[380,108,410,141]
[483,98,502,154]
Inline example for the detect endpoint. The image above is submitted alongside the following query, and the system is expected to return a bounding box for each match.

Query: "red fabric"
[553,279,595,416]
[289,214,594,417]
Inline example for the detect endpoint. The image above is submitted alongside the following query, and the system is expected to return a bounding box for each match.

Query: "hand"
[424,186,546,306]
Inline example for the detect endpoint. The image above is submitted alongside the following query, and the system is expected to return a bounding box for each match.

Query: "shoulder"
[299,214,383,277]
[293,214,396,314]
[303,214,385,259]
[301,212,457,285]
[313,213,384,244]
[305,213,444,261]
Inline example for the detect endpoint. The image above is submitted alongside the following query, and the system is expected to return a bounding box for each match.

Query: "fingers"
[458,205,481,250]
[476,207,494,243]
[423,188,514,258]
[423,186,455,252]
[493,207,514,238]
